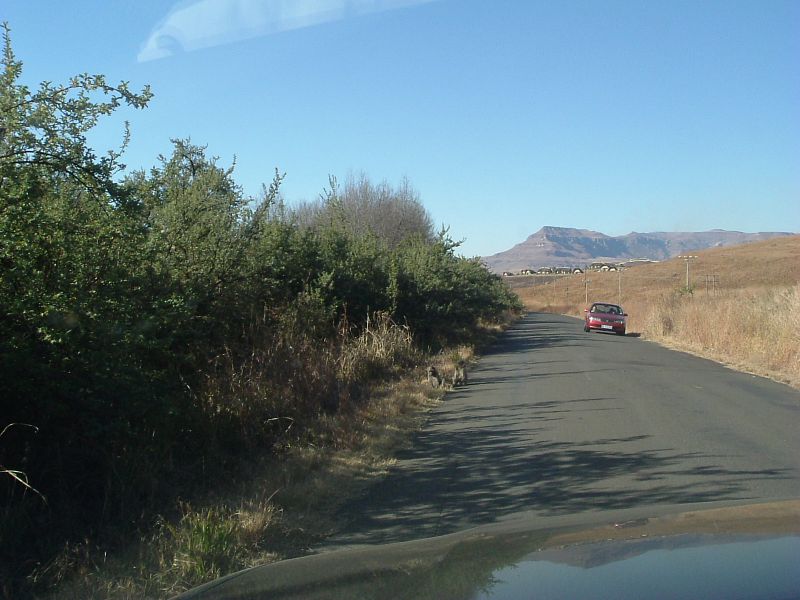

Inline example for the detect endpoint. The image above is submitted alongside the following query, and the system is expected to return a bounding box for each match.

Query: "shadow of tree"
[325,313,793,548]
[331,413,789,546]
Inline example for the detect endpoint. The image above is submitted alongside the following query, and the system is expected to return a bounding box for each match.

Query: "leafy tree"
[0,22,521,595]
[0,23,151,194]
[0,21,156,578]
[392,230,521,346]
[295,173,435,248]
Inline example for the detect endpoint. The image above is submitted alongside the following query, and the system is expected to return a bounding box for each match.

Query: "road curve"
[324,312,800,548]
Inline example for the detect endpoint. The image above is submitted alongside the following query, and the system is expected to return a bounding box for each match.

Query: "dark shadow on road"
[481,316,588,356]
[467,369,610,387]
[322,311,797,550]
[328,416,790,547]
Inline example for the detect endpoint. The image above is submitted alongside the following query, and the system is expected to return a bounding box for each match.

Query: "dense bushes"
[0,26,519,594]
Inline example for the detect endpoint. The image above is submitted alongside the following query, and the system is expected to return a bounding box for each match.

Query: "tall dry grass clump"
[42,313,435,599]
[338,313,419,387]
[198,312,420,449]
[634,285,800,386]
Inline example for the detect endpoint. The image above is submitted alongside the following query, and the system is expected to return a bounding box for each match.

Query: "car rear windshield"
[592,304,621,314]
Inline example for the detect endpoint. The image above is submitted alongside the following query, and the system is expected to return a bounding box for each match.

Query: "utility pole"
[618,267,622,305]
[678,255,697,290]
[584,279,591,304]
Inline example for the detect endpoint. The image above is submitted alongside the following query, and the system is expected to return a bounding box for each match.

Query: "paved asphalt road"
[324,312,800,548]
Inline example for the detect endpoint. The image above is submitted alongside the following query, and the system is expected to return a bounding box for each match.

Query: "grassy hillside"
[513,235,800,388]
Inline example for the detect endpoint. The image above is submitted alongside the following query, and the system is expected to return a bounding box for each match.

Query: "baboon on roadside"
[426,365,442,388]
[452,360,468,387]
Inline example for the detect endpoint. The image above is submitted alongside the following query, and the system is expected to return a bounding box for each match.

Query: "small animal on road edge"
[426,365,443,388]
[452,360,468,387]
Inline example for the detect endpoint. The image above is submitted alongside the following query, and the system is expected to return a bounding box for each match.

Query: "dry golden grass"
[514,235,800,388]
[47,378,445,600]
[44,315,513,599]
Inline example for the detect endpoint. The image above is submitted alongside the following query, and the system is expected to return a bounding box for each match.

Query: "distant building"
[537,267,553,274]
[520,268,534,275]
[589,262,622,272]
[502,271,515,277]
[621,258,658,267]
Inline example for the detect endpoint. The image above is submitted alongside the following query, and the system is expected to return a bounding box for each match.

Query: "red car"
[584,302,627,335]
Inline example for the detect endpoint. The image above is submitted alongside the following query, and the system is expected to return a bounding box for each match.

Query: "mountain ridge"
[482,227,795,273]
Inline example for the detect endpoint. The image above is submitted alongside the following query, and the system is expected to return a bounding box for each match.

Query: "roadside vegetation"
[0,26,520,599]
[513,235,800,388]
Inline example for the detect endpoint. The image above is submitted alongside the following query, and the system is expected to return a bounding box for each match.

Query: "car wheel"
[617,330,626,336]
[584,325,590,332]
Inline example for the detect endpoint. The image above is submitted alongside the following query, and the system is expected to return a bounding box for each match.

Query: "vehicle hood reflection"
[175,500,800,600]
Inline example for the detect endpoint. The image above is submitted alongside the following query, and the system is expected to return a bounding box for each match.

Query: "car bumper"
[586,320,626,333]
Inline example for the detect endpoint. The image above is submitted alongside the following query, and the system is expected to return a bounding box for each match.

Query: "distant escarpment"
[483,226,794,273]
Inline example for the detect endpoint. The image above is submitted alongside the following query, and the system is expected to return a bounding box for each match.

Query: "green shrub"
[162,504,244,587]
[0,25,521,595]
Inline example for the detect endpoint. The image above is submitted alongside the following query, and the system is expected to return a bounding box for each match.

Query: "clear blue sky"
[4,0,799,257]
